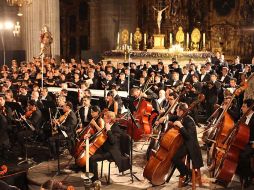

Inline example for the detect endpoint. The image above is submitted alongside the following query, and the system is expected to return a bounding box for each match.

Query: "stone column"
[22,0,60,61]
[88,0,100,52]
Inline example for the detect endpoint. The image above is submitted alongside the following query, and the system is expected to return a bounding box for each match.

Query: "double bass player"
[172,102,203,186]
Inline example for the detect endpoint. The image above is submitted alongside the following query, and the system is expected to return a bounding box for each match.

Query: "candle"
[187,33,189,48]
[117,32,120,45]
[86,138,89,173]
[169,33,172,47]
[130,33,133,45]
[144,33,147,45]
[203,33,206,47]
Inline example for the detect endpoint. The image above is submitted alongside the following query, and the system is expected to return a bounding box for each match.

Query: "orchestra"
[0,55,254,188]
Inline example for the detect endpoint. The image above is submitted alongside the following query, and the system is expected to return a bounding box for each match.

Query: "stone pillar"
[22,0,60,61]
[88,0,100,52]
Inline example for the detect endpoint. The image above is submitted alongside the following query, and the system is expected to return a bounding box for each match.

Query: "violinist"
[237,99,254,188]
[87,111,127,183]
[49,101,77,159]
[172,102,203,186]
[16,100,42,158]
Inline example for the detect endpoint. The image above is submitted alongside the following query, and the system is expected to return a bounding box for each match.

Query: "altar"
[102,49,212,67]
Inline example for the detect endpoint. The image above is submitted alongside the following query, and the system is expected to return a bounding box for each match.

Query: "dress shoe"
[183,172,192,185]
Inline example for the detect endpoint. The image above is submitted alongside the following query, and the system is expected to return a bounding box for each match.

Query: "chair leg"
[192,169,202,190]
[192,169,196,190]
[107,162,111,184]
[100,161,103,178]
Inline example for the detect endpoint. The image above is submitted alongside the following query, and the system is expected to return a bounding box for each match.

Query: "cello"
[127,77,154,141]
[143,94,205,185]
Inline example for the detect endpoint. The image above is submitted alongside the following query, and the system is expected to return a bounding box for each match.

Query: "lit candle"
[130,33,132,45]
[203,33,206,48]
[117,32,120,45]
[144,33,146,45]
[170,33,172,47]
[86,138,89,173]
[187,33,189,49]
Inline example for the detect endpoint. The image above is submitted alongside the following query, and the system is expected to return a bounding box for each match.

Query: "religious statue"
[40,25,53,57]
[152,5,169,34]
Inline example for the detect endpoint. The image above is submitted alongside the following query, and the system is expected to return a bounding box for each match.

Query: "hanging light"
[6,0,32,16]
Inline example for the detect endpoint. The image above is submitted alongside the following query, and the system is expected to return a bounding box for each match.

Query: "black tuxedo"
[172,115,203,176]
[219,74,231,85]
[89,123,129,181]
[79,106,92,126]
[61,111,78,137]
[180,74,192,83]
[116,79,128,91]
[237,113,254,180]
[199,73,210,82]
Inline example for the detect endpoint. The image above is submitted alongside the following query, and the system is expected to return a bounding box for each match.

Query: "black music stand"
[120,100,141,183]
[6,102,24,115]
[17,114,36,166]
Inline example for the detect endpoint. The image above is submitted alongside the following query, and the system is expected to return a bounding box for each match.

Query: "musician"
[237,99,254,188]
[17,100,42,158]
[87,111,128,182]
[199,65,210,82]
[180,66,192,84]
[76,105,104,135]
[49,101,77,159]
[167,72,183,92]
[79,96,92,126]
[202,73,221,117]
[219,67,231,85]
[105,91,120,116]
[172,102,203,185]
[129,87,159,113]
[17,86,30,110]
[116,72,128,91]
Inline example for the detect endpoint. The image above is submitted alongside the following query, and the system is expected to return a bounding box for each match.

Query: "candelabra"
[6,0,32,16]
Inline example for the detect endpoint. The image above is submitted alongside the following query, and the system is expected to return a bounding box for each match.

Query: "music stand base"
[81,172,94,190]
[18,158,36,166]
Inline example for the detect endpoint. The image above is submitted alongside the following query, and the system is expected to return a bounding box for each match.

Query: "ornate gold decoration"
[191,28,201,50]
[134,28,142,50]
[121,29,129,44]
[176,26,184,43]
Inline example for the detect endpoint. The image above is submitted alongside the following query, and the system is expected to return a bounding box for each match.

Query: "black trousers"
[48,134,69,158]
[89,148,112,182]
[237,144,254,179]
[172,145,191,176]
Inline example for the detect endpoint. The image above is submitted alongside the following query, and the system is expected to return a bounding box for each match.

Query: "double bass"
[208,74,254,186]
[127,77,154,141]
[143,94,205,185]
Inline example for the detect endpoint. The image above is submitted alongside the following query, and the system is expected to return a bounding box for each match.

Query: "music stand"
[6,102,24,115]
[123,104,141,183]
[17,113,36,165]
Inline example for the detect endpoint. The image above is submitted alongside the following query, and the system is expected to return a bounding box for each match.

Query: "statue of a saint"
[153,5,169,34]
[40,25,53,57]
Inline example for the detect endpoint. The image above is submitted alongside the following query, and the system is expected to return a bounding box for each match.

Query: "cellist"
[129,87,159,113]
[171,102,203,186]
[85,111,129,183]
[237,99,254,188]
